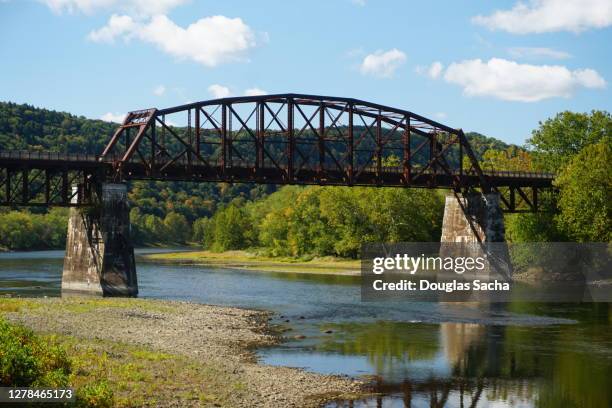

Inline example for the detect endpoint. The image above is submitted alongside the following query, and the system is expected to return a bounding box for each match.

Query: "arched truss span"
[100,93,490,192]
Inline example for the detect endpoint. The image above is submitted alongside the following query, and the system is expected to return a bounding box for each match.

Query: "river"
[1,250,610,408]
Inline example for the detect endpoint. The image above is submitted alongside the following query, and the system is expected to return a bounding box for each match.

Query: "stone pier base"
[62,183,138,297]
[441,193,505,243]
[441,193,512,283]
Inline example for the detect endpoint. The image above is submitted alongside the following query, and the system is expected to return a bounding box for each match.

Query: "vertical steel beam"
[82,171,88,204]
[21,169,28,205]
[5,169,10,204]
[187,109,192,168]
[221,104,227,172]
[318,104,325,174]
[227,105,233,167]
[348,103,354,184]
[61,170,68,205]
[161,114,166,151]
[195,107,200,156]
[45,169,50,204]
[459,134,463,178]
[257,102,264,170]
[376,112,382,179]
[287,98,294,181]
[150,120,156,175]
[403,117,411,184]
[430,133,436,174]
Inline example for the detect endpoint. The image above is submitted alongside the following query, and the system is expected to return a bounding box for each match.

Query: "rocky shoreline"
[2,297,366,407]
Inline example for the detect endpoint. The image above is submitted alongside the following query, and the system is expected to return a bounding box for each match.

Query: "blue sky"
[1,0,610,145]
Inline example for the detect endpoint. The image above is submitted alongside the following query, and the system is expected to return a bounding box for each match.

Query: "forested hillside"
[1,102,608,252]
[0,102,114,153]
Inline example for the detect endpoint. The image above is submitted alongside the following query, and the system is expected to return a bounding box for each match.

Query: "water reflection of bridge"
[326,320,542,408]
[331,376,537,408]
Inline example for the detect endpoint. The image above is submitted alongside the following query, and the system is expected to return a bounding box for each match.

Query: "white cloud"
[472,0,612,34]
[208,84,232,98]
[573,68,608,88]
[427,61,443,79]
[100,112,125,123]
[153,84,166,96]
[359,49,406,78]
[244,88,267,96]
[508,46,571,59]
[88,14,136,43]
[39,0,189,16]
[138,15,257,67]
[434,112,447,120]
[415,61,444,79]
[89,14,259,67]
[442,58,606,102]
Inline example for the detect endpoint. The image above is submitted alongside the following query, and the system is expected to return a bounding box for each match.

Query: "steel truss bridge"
[0,94,554,212]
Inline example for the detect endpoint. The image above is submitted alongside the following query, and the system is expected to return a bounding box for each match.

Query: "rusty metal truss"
[99,94,492,190]
[0,151,103,206]
[0,94,555,212]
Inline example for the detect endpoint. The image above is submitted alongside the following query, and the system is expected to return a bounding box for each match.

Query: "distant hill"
[464,131,518,159]
[0,101,115,153]
[0,101,522,156]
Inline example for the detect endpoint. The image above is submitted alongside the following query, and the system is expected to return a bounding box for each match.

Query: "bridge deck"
[1,150,554,188]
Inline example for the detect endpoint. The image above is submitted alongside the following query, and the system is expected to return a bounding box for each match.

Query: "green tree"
[0,212,36,249]
[143,215,167,242]
[192,217,211,246]
[258,210,291,256]
[211,204,252,251]
[480,146,533,172]
[287,188,336,256]
[505,110,611,242]
[554,138,611,242]
[129,208,145,244]
[528,110,611,172]
[163,212,191,244]
[505,211,566,243]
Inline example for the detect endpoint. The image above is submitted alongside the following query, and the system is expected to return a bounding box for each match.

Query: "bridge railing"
[360,165,555,179]
[1,149,555,180]
[0,150,99,162]
[480,169,556,179]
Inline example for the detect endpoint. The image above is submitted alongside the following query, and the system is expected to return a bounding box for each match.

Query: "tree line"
[505,110,611,243]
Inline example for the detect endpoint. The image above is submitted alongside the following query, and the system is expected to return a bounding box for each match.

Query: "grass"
[59,335,238,407]
[0,302,21,313]
[0,298,42,313]
[0,299,249,407]
[142,249,360,275]
[0,298,176,315]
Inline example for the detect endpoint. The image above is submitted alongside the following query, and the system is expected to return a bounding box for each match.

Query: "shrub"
[75,380,114,408]
[0,318,70,387]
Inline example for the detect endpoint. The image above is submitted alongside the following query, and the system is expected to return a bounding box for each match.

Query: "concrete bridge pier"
[440,192,512,290]
[62,183,138,297]
[441,193,505,243]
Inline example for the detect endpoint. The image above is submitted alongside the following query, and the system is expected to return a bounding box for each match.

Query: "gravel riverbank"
[2,297,365,407]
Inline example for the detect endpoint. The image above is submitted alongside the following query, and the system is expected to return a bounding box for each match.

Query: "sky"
[1,0,611,145]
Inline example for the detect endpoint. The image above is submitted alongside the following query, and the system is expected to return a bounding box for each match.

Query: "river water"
[1,250,610,407]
